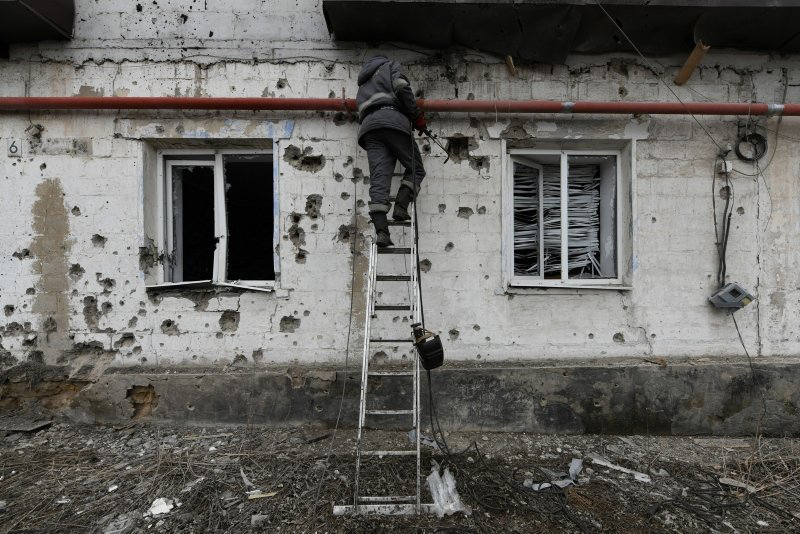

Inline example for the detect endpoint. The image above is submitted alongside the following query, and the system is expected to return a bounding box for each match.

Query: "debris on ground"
[146,497,175,517]
[427,460,471,518]
[408,429,439,449]
[589,453,652,483]
[0,422,799,532]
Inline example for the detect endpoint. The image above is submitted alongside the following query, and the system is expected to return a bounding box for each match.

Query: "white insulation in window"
[514,159,616,279]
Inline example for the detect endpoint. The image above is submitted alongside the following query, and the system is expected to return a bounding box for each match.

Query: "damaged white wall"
[1,0,800,374]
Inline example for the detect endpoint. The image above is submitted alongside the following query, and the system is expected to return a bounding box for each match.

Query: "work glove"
[412,113,427,135]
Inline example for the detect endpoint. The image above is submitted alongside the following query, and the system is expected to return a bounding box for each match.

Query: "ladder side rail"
[410,204,422,514]
[354,239,378,511]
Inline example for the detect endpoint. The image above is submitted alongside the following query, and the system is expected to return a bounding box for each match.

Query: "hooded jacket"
[356,55,422,147]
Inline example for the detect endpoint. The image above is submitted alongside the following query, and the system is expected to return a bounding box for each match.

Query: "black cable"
[712,160,722,287]
[734,133,768,162]
[712,158,736,290]
[411,134,425,330]
[408,125,589,531]
[734,69,787,177]
[731,312,767,431]
[591,0,726,153]
[719,170,733,288]
[306,156,359,527]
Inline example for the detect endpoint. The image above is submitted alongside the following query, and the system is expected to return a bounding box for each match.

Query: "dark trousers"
[362,128,426,213]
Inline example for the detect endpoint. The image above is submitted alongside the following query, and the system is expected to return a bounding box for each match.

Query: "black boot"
[370,211,394,248]
[392,185,414,221]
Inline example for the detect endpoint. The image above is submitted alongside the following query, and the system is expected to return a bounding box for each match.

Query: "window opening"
[223,156,275,281]
[157,150,276,289]
[567,155,617,279]
[513,154,561,279]
[170,164,215,282]
[509,151,619,286]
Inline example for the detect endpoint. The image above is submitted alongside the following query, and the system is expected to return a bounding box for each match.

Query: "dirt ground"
[0,419,798,533]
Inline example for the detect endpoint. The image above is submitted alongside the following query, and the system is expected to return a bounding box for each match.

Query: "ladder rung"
[333,503,439,516]
[376,275,412,282]
[387,221,411,227]
[369,338,413,343]
[361,450,416,456]
[374,305,411,311]
[358,496,416,503]
[368,371,414,377]
[377,247,411,254]
[364,409,413,415]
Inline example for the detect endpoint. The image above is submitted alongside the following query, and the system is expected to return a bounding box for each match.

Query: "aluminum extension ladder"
[333,205,436,516]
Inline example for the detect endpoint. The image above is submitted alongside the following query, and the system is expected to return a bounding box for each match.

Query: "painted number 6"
[7,139,21,157]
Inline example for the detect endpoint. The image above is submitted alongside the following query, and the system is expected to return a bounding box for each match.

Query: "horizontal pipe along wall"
[0,97,798,115]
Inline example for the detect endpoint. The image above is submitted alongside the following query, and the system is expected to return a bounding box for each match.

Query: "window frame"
[152,148,278,291]
[503,148,625,289]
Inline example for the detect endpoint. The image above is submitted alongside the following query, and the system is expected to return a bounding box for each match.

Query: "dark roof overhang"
[0,0,75,58]
[322,0,800,63]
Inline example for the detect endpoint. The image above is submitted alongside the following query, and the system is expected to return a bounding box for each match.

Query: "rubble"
[0,422,799,532]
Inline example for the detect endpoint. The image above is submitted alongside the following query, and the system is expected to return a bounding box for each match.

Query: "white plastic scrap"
[525,458,583,491]
[588,454,651,483]
[427,461,472,518]
[568,458,583,480]
[407,429,439,450]
[146,498,174,517]
[240,467,255,488]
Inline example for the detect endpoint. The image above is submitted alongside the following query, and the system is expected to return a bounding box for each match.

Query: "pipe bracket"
[766,103,784,117]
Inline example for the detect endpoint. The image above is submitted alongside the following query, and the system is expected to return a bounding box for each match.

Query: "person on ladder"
[356,55,427,247]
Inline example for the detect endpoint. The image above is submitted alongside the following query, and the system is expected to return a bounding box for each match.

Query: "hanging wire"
[591,0,726,153]
[412,131,591,532]
[731,312,767,435]
[306,152,359,528]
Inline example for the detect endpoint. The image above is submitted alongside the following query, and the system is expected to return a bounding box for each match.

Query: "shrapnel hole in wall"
[126,384,159,419]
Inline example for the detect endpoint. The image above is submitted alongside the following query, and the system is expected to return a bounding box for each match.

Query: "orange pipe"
[0,97,794,116]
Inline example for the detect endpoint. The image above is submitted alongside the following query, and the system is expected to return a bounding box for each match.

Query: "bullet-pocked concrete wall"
[2,0,800,375]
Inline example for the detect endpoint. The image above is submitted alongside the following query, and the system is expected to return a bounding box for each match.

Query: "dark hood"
[357,55,389,85]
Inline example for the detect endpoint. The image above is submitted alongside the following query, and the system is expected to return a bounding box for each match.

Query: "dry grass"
[0,423,799,533]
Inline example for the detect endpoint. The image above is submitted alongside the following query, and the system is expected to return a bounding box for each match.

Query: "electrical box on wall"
[709,282,754,309]
[716,159,733,174]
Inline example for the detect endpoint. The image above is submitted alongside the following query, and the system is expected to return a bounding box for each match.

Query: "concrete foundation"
[3,358,797,436]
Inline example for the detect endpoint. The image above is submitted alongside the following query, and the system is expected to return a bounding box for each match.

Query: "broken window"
[224,155,275,282]
[154,149,276,290]
[505,150,623,288]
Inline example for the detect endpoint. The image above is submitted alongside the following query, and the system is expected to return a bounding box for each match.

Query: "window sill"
[498,285,632,295]
[146,281,286,296]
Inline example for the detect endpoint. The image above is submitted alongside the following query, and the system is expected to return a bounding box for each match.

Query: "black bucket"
[416,335,444,370]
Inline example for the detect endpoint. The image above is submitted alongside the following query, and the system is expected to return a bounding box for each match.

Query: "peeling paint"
[29,179,71,365]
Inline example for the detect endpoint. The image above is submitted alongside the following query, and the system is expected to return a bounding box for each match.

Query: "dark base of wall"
[2,359,798,436]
